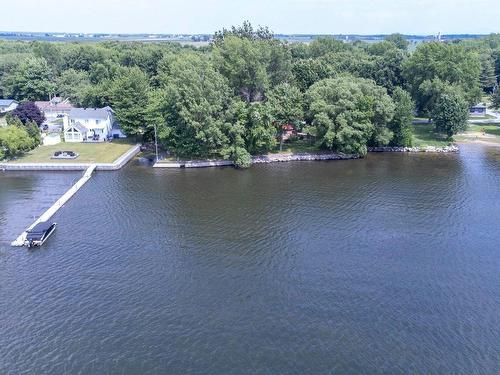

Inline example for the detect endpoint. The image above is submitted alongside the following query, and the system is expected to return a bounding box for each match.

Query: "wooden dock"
[11,164,97,247]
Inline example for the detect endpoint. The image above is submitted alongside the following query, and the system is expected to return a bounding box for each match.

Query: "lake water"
[1,144,500,374]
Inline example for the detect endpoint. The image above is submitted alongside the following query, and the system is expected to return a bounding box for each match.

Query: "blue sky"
[3,0,499,35]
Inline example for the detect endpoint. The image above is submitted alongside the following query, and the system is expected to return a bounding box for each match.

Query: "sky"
[2,0,499,35]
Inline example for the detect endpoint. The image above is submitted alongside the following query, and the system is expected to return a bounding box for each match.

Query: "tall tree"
[148,53,234,159]
[479,52,497,92]
[388,88,414,146]
[109,67,150,136]
[212,36,270,102]
[432,88,469,138]
[403,42,481,113]
[305,76,395,155]
[3,57,55,100]
[56,69,91,106]
[0,125,36,160]
[212,21,274,45]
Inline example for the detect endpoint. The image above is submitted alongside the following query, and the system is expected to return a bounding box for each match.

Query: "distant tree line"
[1,23,499,165]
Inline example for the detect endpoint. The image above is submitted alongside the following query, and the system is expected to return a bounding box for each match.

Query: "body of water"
[1,144,499,374]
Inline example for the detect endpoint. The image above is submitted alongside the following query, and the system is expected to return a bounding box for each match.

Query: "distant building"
[35,97,74,120]
[63,107,115,142]
[470,104,487,116]
[281,124,296,141]
[0,99,18,114]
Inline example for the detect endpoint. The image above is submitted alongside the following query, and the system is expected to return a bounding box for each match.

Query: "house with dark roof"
[63,107,115,142]
[0,99,18,114]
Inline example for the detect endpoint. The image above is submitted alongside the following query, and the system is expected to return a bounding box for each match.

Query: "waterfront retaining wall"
[154,152,359,168]
[0,144,141,171]
[153,145,459,169]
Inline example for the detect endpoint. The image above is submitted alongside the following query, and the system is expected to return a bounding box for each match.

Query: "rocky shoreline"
[153,146,459,168]
[368,145,459,153]
[251,153,359,164]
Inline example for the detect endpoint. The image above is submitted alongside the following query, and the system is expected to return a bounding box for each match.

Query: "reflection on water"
[1,144,499,374]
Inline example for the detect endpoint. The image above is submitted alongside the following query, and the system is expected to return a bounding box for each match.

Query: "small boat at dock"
[24,222,57,248]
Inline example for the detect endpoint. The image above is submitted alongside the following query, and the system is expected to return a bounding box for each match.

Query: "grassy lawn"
[9,139,136,163]
[467,124,500,136]
[412,123,453,147]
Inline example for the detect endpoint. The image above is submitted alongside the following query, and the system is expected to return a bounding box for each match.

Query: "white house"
[0,99,18,114]
[63,107,115,142]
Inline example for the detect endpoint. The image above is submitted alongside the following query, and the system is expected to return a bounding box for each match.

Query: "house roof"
[0,99,17,107]
[36,100,74,111]
[70,107,113,120]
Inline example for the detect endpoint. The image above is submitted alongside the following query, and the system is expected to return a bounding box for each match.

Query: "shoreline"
[0,144,141,171]
[0,144,465,172]
[154,145,459,169]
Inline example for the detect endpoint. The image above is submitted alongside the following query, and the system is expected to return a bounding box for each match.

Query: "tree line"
[1,23,499,165]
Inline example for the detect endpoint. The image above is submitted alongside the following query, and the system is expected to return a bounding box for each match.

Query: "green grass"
[466,124,500,136]
[9,139,136,163]
[412,123,453,147]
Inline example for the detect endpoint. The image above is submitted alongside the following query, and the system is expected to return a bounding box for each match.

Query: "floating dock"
[11,164,97,247]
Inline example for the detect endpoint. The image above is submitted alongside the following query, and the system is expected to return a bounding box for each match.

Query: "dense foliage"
[1,27,499,164]
[0,125,37,159]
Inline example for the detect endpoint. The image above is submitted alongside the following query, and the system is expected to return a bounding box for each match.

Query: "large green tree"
[109,67,150,136]
[479,52,497,92]
[388,87,414,146]
[212,35,292,102]
[212,35,270,102]
[404,42,481,113]
[305,76,395,155]
[56,69,91,106]
[0,125,36,160]
[432,88,469,138]
[3,57,55,100]
[148,53,235,160]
